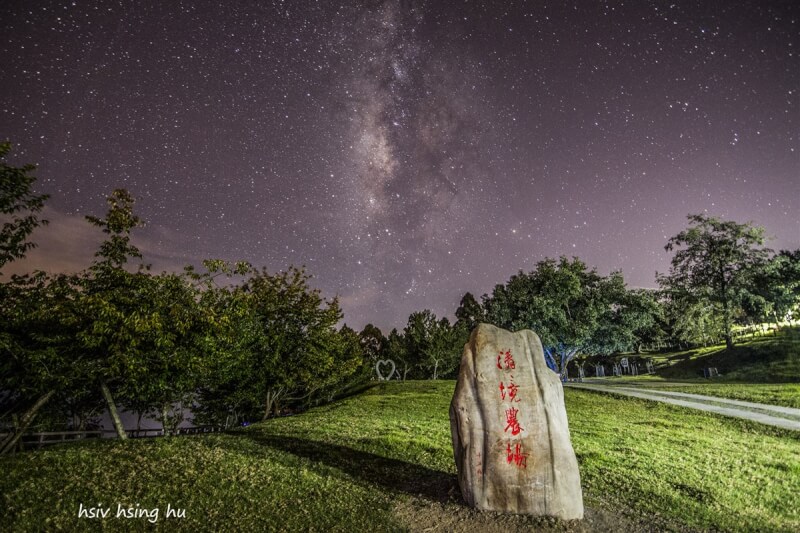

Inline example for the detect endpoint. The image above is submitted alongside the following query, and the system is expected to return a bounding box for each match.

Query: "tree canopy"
[482,257,634,378]
[0,142,49,269]
[661,214,771,348]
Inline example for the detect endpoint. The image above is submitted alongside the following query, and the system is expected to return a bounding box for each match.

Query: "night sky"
[2,1,798,332]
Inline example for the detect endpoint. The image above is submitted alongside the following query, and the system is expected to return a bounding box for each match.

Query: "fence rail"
[0,430,102,449]
[178,426,225,435]
[0,425,225,449]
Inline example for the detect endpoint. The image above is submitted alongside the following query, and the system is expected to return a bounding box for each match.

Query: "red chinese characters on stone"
[504,407,523,436]
[496,349,516,370]
[499,376,520,402]
[506,442,529,468]
[496,348,525,469]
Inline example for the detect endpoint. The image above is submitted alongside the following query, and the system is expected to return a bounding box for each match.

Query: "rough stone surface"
[450,323,584,519]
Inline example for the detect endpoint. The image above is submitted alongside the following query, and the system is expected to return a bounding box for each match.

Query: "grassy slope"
[589,327,800,407]
[569,388,799,532]
[1,381,799,532]
[648,327,800,383]
[630,382,800,409]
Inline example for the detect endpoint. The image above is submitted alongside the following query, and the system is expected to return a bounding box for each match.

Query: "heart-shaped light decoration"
[375,359,396,381]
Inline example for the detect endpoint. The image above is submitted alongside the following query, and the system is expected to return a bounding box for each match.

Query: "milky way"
[2,1,798,331]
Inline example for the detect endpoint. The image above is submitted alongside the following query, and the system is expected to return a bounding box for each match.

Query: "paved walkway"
[565,382,800,431]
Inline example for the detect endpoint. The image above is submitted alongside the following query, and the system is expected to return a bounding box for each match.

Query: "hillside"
[648,327,800,382]
[1,381,798,532]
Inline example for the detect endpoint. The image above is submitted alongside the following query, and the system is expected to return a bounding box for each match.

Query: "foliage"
[0,272,84,422]
[425,317,463,380]
[617,288,666,352]
[355,323,387,383]
[74,189,147,438]
[189,263,262,427]
[661,214,771,348]
[403,310,462,379]
[383,328,412,380]
[585,276,650,355]
[358,323,385,364]
[114,272,220,436]
[198,266,363,424]
[454,292,484,333]
[747,250,800,326]
[0,142,49,268]
[482,257,634,376]
[316,324,366,403]
[663,295,725,347]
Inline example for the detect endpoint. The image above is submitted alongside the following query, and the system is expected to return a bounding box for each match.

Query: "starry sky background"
[2,1,798,332]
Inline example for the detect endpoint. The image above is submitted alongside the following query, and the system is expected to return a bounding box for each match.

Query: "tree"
[0,142,49,268]
[0,272,84,454]
[191,262,261,428]
[624,289,667,351]
[116,271,218,437]
[663,214,771,348]
[205,265,360,422]
[247,267,341,418]
[773,250,800,322]
[383,328,411,380]
[84,189,142,273]
[666,297,724,347]
[590,287,664,354]
[77,189,145,439]
[312,325,365,403]
[426,317,462,379]
[403,310,437,378]
[748,250,800,328]
[454,292,484,333]
[359,324,386,364]
[403,310,463,379]
[452,292,483,358]
[482,257,623,379]
[354,323,387,381]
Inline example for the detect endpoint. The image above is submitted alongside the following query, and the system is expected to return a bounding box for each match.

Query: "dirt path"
[565,383,800,431]
[392,495,688,533]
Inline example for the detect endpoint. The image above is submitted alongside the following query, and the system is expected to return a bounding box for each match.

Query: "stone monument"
[449,323,584,519]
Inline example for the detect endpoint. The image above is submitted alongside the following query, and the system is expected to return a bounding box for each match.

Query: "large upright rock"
[449,323,583,519]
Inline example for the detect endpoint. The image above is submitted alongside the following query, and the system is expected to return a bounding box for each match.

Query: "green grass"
[649,327,800,382]
[569,388,799,532]
[630,382,800,409]
[1,381,799,532]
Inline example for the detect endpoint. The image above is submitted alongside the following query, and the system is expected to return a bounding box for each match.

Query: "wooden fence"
[0,430,103,449]
[0,426,225,450]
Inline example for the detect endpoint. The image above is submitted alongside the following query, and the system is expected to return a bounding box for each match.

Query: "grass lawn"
[589,326,800,408]
[642,327,800,383]
[629,381,800,409]
[1,381,798,532]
